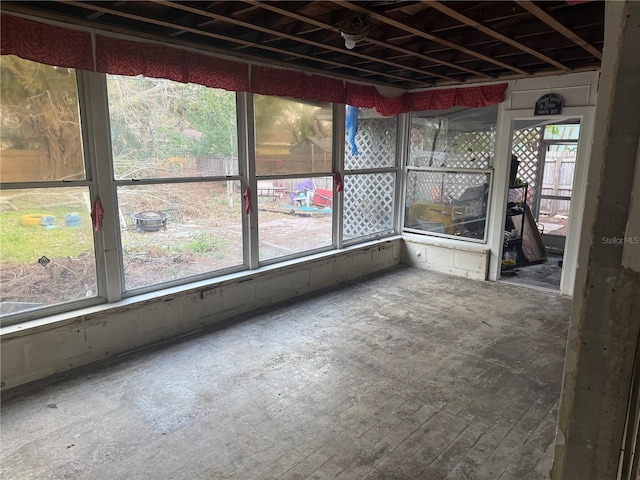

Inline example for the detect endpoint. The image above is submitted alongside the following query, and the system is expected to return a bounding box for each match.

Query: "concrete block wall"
[401,236,489,281]
[1,239,401,390]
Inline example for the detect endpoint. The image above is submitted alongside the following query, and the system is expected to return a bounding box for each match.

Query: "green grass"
[0,208,94,262]
[185,233,218,254]
[182,233,232,259]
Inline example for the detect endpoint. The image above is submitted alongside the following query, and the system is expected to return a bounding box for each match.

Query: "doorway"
[537,125,580,256]
[492,108,594,295]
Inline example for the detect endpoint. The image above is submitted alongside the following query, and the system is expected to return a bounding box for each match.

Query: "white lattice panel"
[406,171,488,205]
[512,127,542,212]
[343,172,395,240]
[344,118,397,170]
[409,124,495,169]
[446,129,495,169]
[406,171,443,203]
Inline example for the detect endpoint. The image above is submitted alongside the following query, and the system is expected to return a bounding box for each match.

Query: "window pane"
[107,76,238,180]
[0,56,85,182]
[409,105,497,168]
[258,176,333,261]
[117,182,243,291]
[343,173,395,241]
[344,108,396,170]
[543,123,580,140]
[0,187,97,316]
[254,95,332,176]
[405,171,490,240]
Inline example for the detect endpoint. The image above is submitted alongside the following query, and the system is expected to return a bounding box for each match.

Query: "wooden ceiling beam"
[426,1,571,72]
[515,0,602,61]
[332,0,530,76]
[56,0,426,86]
[149,0,446,84]
[228,5,260,17]
[240,0,489,81]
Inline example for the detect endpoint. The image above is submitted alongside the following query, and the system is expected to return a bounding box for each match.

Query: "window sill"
[402,232,490,253]
[1,236,402,341]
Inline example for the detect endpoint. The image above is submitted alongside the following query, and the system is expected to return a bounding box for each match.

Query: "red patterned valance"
[251,66,346,104]
[1,13,507,114]
[95,36,250,92]
[1,14,94,71]
[344,81,507,115]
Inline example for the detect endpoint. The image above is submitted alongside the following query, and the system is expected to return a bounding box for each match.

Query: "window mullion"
[76,70,123,302]
[396,112,411,235]
[333,103,345,249]
[238,92,259,269]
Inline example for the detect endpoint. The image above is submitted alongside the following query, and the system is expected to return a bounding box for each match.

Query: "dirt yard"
[1,184,334,314]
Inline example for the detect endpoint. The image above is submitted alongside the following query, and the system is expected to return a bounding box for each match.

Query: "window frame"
[0,69,401,326]
[342,110,401,246]
[403,167,493,243]
[0,68,106,326]
[103,75,248,297]
[252,95,338,266]
[402,110,495,244]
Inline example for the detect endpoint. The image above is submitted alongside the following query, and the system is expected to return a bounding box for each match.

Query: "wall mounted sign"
[534,93,563,116]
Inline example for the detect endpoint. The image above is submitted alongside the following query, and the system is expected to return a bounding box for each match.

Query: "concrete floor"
[1,266,571,480]
[500,254,564,291]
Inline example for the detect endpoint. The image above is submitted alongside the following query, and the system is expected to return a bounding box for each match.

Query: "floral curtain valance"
[1,13,94,71]
[94,36,251,92]
[1,13,507,115]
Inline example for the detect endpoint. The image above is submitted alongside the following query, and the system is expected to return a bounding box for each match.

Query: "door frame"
[488,106,595,295]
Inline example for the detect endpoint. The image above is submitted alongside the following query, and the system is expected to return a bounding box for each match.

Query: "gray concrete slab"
[1,266,571,479]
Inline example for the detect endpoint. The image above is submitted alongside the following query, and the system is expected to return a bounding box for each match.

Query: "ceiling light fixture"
[338,14,370,50]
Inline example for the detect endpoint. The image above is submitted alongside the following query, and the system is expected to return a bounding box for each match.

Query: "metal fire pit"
[131,211,170,232]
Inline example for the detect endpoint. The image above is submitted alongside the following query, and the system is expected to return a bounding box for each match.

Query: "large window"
[107,75,244,292]
[404,105,496,241]
[0,56,98,315]
[254,95,334,262]
[0,58,402,323]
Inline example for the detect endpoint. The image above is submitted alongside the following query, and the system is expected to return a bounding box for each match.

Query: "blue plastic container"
[40,215,56,227]
[65,212,81,227]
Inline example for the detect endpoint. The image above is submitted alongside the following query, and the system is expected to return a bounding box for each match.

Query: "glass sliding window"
[405,105,496,242]
[405,171,491,239]
[109,76,239,180]
[117,182,243,291]
[254,95,333,176]
[254,95,334,262]
[343,108,398,243]
[0,56,86,182]
[107,75,243,292]
[0,56,97,318]
[257,176,333,262]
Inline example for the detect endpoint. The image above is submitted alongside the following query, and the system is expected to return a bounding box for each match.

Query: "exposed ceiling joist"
[58,0,428,87]
[426,0,571,72]
[149,0,439,85]
[515,0,602,61]
[240,0,488,82]
[1,1,604,90]
[331,0,531,76]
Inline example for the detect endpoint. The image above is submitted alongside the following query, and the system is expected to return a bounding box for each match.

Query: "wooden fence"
[540,150,575,216]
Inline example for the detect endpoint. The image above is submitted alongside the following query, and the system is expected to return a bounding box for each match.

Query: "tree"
[254,95,325,145]
[0,55,84,180]
[106,75,238,177]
